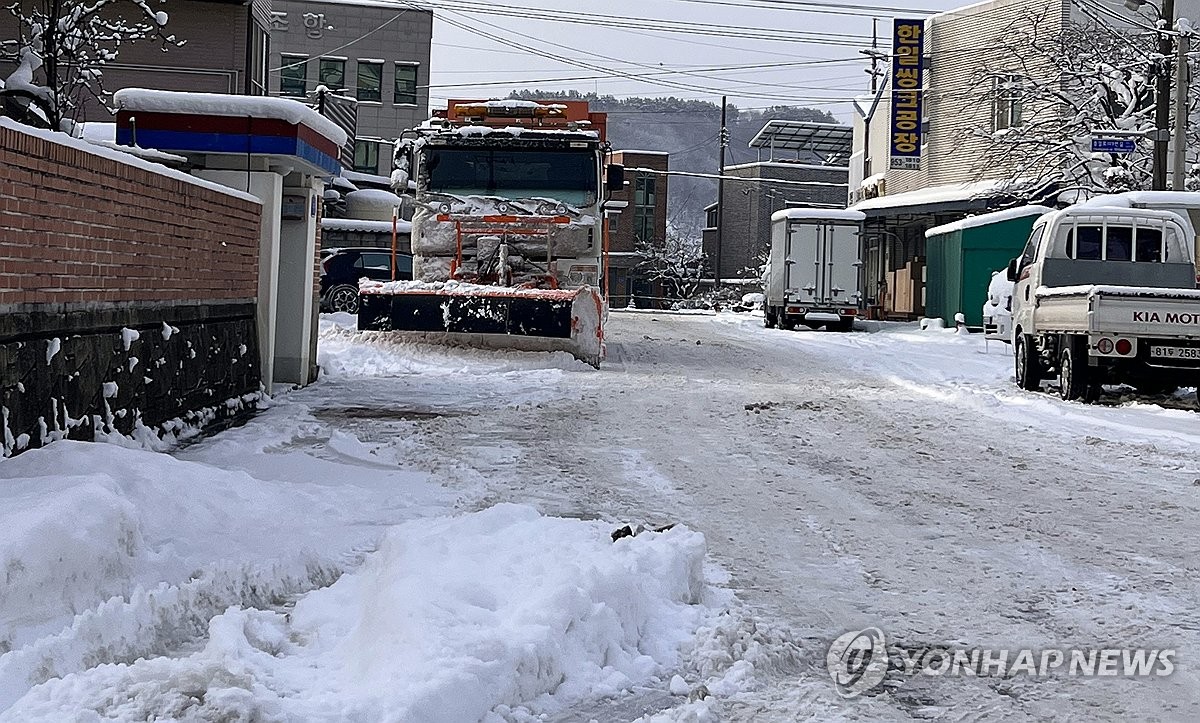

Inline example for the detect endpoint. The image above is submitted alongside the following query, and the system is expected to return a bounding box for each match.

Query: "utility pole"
[1152,0,1176,190]
[714,95,728,288]
[1172,28,1190,190]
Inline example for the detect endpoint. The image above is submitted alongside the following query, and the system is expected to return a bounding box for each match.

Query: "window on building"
[357,61,383,102]
[394,63,419,105]
[993,74,1024,131]
[319,58,346,91]
[354,140,379,173]
[280,54,308,97]
[633,174,657,242]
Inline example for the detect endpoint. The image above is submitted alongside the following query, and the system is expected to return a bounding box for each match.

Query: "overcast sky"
[424,0,968,123]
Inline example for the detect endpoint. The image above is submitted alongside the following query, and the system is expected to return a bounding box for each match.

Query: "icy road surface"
[318,311,1200,721]
[3,310,1200,721]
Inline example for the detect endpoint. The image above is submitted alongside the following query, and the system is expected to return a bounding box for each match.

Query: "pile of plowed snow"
[4,504,710,721]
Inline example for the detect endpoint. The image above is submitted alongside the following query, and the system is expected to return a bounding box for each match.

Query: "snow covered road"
[4,311,1200,720]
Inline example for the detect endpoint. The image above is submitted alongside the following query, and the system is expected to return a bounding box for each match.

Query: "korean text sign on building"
[890,20,924,171]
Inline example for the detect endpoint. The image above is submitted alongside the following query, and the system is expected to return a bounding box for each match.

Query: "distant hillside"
[508,90,838,239]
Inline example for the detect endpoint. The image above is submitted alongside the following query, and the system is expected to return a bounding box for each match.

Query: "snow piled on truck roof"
[113,89,348,147]
[771,208,864,223]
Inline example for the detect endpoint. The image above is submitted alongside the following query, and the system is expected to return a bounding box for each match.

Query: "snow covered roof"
[614,150,670,156]
[725,161,848,173]
[925,206,1051,238]
[113,89,348,147]
[321,218,412,234]
[850,179,1014,213]
[772,208,864,223]
[0,118,259,204]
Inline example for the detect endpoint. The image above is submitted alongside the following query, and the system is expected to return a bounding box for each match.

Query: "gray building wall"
[269,0,433,175]
[703,162,849,282]
[0,0,270,123]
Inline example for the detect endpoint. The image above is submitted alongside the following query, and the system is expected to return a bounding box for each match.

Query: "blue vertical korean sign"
[890,19,925,170]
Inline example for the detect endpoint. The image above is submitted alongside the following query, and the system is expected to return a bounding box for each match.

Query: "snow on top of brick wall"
[0,118,261,205]
[113,89,348,147]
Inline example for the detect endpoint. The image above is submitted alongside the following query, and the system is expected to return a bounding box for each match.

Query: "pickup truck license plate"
[1151,346,1200,360]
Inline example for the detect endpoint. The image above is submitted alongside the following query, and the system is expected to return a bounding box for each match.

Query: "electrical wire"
[414,0,870,46]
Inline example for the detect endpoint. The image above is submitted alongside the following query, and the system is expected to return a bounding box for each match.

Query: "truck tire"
[778,313,796,331]
[1059,337,1100,402]
[832,318,854,333]
[764,307,776,328]
[1015,334,1042,391]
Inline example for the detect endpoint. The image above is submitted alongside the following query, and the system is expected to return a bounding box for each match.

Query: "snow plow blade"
[357,281,605,367]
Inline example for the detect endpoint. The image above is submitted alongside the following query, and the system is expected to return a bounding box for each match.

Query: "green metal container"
[925,208,1047,327]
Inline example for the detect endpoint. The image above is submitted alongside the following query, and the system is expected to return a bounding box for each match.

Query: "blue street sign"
[1091,138,1137,154]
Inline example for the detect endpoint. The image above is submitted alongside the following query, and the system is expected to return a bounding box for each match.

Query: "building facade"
[848,0,1200,318]
[702,161,849,284]
[607,150,669,308]
[269,0,433,176]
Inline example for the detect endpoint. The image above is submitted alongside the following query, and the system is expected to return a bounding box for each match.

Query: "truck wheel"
[1058,338,1096,402]
[778,314,796,331]
[832,318,854,333]
[1015,334,1042,391]
[764,307,776,328]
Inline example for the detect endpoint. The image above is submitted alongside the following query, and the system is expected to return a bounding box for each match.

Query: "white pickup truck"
[1009,206,1200,402]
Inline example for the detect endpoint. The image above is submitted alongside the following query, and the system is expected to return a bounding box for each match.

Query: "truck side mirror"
[1006,258,1019,282]
[606,164,625,193]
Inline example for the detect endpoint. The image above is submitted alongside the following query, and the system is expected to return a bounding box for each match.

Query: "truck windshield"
[423,148,597,206]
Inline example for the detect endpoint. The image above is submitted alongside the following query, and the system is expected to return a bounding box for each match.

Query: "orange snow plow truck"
[357,99,623,367]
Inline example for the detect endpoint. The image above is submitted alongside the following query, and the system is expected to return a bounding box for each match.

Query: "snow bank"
[0,432,447,711]
[5,505,710,721]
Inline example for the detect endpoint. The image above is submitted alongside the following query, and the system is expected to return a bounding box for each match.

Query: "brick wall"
[0,122,266,456]
[0,124,260,305]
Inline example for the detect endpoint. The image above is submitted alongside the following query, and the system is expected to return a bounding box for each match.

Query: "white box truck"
[764,208,865,332]
[1008,206,1200,402]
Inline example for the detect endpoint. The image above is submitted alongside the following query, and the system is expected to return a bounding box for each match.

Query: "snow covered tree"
[957,7,1198,194]
[636,231,707,301]
[0,0,180,130]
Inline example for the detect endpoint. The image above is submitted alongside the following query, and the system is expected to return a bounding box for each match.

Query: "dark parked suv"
[320,247,414,313]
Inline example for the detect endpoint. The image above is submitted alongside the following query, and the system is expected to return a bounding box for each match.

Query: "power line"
[429,9,853,102]
[419,0,868,46]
